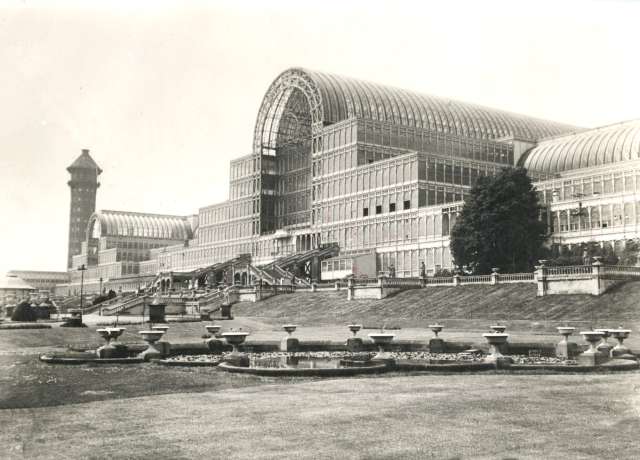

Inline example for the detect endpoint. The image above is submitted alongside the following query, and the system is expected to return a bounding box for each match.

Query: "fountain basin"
[429,324,444,336]
[217,358,388,377]
[368,333,396,361]
[482,333,510,363]
[152,325,170,333]
[489,325,507,333]
[347,324,362,336]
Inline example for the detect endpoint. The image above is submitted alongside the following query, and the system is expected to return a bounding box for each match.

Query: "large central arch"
[253,69,321,230]
[253,68,323,156]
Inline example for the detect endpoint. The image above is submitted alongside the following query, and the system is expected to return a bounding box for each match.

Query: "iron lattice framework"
[252,67,580,152]
[253,68,324,155]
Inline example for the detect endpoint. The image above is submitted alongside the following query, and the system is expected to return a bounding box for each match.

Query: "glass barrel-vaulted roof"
[253,68,580,154]
[519,120,640,174]
[88,210,192,240]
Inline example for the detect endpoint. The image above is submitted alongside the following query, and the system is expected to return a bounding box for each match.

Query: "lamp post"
[78,264,87,316]
[99,277,103,295]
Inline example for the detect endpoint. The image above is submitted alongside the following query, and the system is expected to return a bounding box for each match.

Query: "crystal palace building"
[58,68,640,293]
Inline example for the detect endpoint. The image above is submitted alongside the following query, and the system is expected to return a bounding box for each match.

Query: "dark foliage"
[92,289,118,305]
[450,167,547,274]
[11,300,37,322]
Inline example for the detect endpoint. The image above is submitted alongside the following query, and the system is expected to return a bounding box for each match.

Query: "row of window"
[229,178,259,200]
[538,170,640,203]
[320,212,458,251]
[377,249,453,278]
[200,197,258,225]
[363,200,411,216]
[316,118,514,166]
[229,156,258,181]
[549,201,640,232]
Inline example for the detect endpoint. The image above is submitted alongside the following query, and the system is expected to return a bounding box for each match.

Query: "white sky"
[1,0,639,274]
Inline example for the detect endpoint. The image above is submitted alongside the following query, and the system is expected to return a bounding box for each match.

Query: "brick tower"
[66,149,102,269]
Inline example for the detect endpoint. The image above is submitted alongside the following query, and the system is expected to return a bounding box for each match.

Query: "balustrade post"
[535,260,548,297]
[452,274,460,286]
[490,267,500,285]
[591,257,603,295]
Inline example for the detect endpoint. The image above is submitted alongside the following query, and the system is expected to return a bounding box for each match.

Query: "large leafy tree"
[450,167,546,274]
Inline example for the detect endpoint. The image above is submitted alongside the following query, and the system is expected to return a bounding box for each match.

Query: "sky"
[0,0,639,274]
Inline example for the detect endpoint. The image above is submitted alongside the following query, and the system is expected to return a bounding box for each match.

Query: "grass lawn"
[1,372,638,459]
[1,315,639,459]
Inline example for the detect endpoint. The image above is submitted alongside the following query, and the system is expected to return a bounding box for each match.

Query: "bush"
[11,300,37,322]
[92,294,108,305]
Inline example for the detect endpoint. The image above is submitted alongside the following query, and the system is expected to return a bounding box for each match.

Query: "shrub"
[11,300,37,322]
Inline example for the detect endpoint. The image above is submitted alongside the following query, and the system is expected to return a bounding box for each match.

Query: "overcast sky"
[1,0,638,274]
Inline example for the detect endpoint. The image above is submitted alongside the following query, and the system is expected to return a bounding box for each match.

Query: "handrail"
[459,275,491,284]
[546,266,592,276]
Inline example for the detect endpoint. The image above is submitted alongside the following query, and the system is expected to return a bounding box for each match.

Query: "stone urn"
[594,329,613,356]
[221,331,250,366]
[205,324,222,336]
[368,333,396,361]
[429,324,444,338]
[347,324,362,337]
[138,330,166,361]
[282,324,298,336]
[281,325,299,352]
[610,328,634,360]
[578,331,606,366]
[428,324,445,353]
[489,325,507,334]
[482,333,510,364]
[108,327,126,341]
[556,326,576,359]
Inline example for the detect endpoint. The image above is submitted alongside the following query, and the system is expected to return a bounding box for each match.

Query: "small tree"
[450,167,547,274]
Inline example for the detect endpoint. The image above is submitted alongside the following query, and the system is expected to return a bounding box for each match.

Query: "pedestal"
[578,331,608,366]
[555,340,578,360]
[429,338,445,353]
[346,337,364,352]
[280,337,299,352]
[66,309,84,327]
[220,303,233,320]
[139,343,163,361]
[595,330,613,357]
[577,350,607,366]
